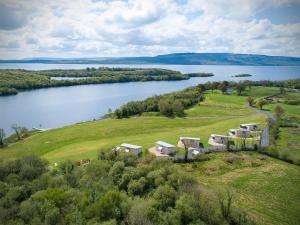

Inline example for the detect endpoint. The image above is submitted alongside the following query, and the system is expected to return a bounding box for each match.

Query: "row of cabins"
[209,123,259,146]
[118,137,201,159]
[117,123,260,157]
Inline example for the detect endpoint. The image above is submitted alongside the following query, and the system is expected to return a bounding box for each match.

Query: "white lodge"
[177,137,200,149]
[155,141,176,155]
[239,123,259,131]
[120,143,142,155]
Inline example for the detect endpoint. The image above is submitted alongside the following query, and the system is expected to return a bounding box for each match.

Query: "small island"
[233,73,252,77]
[186,72,214,77]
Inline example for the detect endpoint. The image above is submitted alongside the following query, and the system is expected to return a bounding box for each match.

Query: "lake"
[1,63,300,135]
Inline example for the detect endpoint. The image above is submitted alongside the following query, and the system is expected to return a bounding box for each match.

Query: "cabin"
[240,123,259,131]
[120,143,142,155]
[229,129,251,138]
[209,134,229,146]
[177,137,200,149]
[155,141,176,155]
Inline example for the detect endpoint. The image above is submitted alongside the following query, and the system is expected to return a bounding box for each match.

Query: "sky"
[0,0,300,59]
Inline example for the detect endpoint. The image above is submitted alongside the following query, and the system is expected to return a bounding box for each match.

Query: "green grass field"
[183,151,300,225]
[264,91,300,122]
[1,86,299,225]
[266,127,300,164]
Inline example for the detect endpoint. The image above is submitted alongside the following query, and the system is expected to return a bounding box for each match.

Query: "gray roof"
[180,137,200,141]
[240,123,259,126]
[121,143,142,149]
[211,134,229,138]
[155,141,175,148]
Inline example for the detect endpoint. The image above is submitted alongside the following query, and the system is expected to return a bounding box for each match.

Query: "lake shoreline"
[1,63,299,135]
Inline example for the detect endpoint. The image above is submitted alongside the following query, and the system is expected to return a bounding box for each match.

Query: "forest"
[114,85,205,118]
[0,68,189,96]
[0,151,255,225]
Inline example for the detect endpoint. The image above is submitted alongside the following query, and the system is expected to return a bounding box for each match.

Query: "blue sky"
[0,0,300,59]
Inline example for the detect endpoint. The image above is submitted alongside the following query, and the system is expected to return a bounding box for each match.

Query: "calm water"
[0,63,300,135]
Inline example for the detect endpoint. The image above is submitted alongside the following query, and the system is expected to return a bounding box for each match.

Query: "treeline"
[0,153,255,225]
[36,67,183,77]
[185,72,214,77]
[0,69,189,96]
[249,79,300,89]
[115,85,205,118]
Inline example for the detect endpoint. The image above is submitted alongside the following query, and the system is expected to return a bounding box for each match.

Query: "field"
[264,91,300,122]
[1,86,300,225]
[182,151,300,225]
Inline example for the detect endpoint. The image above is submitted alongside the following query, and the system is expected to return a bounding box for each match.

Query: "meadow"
[183,151,300,225]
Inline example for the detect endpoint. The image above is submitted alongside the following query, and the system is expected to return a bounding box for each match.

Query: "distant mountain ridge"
[1,53,300,66]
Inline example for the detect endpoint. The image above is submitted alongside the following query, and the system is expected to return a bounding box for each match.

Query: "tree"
[219,190,233,222]
[246,96,255,107]
[244,80,252,90]
[196,84,206,93]
[128,177,147,196]
[153,185,177,211]
[218,82,227,94]
[11,124,23,140]
[115,109,123,119]
[90,190,124,220]
[0,128,5,147]
[207,82,218,93]
[127,199,153,225]
[175,194,199,224]
[275,105,285,120]
[256,99,267,110]
[279,87,285,94]
[235,83,245,96]
[45,207,60,225]
[211,82,218,93]
[172,100,184,117]
[159,100,173,117]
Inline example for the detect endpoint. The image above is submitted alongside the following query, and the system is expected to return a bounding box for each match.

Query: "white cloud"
[0,0,299,58]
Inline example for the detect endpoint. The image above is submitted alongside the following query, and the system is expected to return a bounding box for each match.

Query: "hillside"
[1,53,300,65]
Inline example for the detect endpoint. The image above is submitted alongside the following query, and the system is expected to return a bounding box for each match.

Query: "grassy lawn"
[0,114,267,164]
[263,91,300,122]
[265,127,300,165]
[182,152,300,225]
[186,92,255,117]
[244,86,280,98]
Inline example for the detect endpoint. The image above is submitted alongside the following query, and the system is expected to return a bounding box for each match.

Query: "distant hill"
[1,53,300,66]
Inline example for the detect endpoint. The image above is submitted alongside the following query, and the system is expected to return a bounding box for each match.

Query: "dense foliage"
[233,74,252,77]
[185,72,214,77]
[0,152,255,225]
[249,79,300,89]
[0,68,189,96]
[114,85,205,118]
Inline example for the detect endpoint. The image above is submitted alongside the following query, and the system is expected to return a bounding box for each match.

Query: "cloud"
[0,2,33,30]
[0,41,20,48]
[0,0,299,58]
